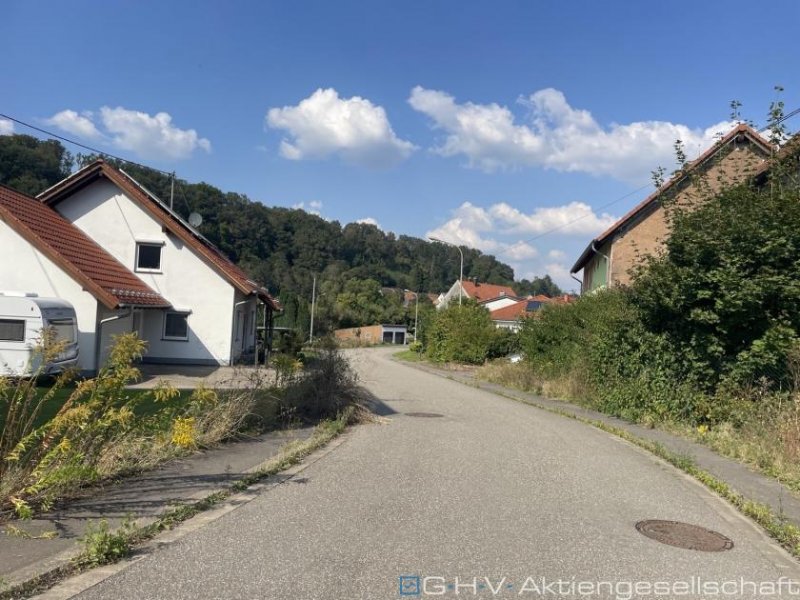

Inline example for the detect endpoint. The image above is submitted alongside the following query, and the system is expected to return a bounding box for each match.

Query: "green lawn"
[0,386,194,431]
[393,349,425,363]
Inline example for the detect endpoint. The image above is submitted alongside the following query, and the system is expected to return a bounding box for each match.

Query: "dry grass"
[479,359,800,496]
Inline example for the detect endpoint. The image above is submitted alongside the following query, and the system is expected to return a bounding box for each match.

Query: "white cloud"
[503,240,539,260]
[427,200,616,291]
[266,88,416,168]
[99,107,211,160]
[488,201,616,235]
[426,202,500,253]
[0,118,15,136]
[43,106,211,160]
[291,201,323,217]
[45,110,102,140]
[409,86,737,182]
[356,217,382,229]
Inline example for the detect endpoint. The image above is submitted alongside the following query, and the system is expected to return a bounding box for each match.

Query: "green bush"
[425,303,496,364]
[486,328,520,359]
[515,163,800,427]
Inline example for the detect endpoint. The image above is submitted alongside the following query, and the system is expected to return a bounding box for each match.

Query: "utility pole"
[414,290,419,342]
[309,274,316,344]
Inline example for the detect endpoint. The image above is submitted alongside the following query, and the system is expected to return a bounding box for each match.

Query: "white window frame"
[163,311,190,341]
[135,241,165,273]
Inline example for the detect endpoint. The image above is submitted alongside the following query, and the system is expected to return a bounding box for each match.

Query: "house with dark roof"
[0,183,171,373]
[19,160,280,371]
[571,124,774,293]
[436,279,517,310]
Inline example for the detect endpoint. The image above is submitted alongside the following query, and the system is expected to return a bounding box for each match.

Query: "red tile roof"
[0,184,169,309]
[462,281,517,302]
[571,124,774,273]
[490,294,575,322]
[39,161,280,310]
[489,300,530,321]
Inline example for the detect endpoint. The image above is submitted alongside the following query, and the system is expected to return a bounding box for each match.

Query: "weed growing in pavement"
[75,517,138,568]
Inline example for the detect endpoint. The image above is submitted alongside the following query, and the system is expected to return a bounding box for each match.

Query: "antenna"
[188,212,203,228]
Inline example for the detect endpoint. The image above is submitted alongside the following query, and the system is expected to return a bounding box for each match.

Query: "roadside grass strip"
[479,383,800,560]
[0,407,354,600]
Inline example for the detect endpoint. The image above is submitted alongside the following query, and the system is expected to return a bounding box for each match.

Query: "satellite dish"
[188,212,203,228]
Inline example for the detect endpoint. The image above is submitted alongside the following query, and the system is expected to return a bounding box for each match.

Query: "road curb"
[29,432,351,600]
[394,355,800,560]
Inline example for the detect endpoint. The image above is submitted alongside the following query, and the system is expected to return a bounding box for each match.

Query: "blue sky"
[4,1,799,291]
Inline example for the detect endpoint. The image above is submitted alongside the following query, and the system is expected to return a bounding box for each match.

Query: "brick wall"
[609,140,767,286]
[334,324,384,346]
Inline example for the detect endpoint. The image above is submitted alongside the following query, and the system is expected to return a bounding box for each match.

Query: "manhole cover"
[635,520,733,552]
[405,412,444,418]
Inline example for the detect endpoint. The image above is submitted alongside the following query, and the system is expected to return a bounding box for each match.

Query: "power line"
[0,112,174,176]
[519,107,800,245]
[520,182,652,245]
[758,106,800,133]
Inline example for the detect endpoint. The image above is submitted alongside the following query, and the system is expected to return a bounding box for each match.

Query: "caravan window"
[48,319,76,344]
[0,319,25,342]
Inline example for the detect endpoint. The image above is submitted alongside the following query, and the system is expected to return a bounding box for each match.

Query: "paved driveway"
[68,347,800,599]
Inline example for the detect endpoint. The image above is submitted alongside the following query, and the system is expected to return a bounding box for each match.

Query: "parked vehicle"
[0,293,79,377]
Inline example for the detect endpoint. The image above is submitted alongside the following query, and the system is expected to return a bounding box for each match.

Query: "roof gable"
[0,184,169,309]
[461,281,516,302]
[571,124,773,273]
[489,299,531,321]
[39,161,280,310]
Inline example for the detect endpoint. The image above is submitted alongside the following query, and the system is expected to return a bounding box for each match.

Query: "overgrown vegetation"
[423,302,520,364]
[0,332,358,521]
[478,137,800,486]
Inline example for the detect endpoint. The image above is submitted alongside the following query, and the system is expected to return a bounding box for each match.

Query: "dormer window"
[136,241,164,272]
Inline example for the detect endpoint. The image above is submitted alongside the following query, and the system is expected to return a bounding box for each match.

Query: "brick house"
[571,124,773,292]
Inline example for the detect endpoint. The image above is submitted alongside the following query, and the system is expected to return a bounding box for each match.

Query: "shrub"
[486,328,520,359]
[277,345,358,421]
[426,303,496,364]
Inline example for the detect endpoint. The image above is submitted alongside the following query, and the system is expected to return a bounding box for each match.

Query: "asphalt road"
[67,347,800,599]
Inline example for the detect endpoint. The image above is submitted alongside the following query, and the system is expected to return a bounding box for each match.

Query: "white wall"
[437,280,466,309]
[54,179,238,365]
[481,297,518,312]
[0,220,100,372]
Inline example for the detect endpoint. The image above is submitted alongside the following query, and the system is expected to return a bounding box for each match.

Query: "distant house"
[334,324,407,346]
[571,124,773,293]
[17,160,281,372]
[489,294,574,332]
[437,279,517,310]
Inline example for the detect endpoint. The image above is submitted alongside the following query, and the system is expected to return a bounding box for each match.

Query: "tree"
[631,172,800,388]
[514,275,564,298]
[425,302,496,364]
[0,134,72,196]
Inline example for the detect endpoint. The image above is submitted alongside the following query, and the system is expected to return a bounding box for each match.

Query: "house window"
[136,242,163,272]
[0,319,25,342]
[163,312,189,341]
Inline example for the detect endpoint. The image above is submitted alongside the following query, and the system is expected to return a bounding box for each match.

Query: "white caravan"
[0,293,79,377]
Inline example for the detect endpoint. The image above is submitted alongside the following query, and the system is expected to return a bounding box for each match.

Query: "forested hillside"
[0,134,561,333]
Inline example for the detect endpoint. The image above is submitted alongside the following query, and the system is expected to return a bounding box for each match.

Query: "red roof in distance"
[462,281,517,302]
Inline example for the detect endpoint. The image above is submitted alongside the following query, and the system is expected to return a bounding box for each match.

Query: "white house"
[0,183,171,374]
[33,160,280,371]
[436,279,518,310]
